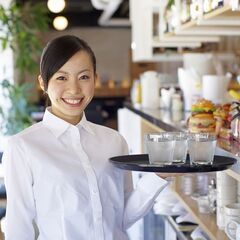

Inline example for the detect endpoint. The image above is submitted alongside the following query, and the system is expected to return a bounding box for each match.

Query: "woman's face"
[40,50,95,125]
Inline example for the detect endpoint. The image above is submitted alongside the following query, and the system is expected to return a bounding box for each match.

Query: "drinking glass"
[170,132,188,164]
[188,133,217,165]
[196,195,211,214]
[145,133,175,165]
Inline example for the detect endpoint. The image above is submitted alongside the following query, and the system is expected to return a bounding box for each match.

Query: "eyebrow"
[56,69,92,74]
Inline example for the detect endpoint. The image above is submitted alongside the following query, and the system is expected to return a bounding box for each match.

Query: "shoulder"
[89,122,125,140]
[88,122,129,155]
[7,121,44,146]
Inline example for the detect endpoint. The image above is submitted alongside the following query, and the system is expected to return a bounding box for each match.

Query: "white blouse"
[3,108,168,240]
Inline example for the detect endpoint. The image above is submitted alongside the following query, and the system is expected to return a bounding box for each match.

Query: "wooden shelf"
[94,87,130,98]
[164,216,193,240]
[173,185,228,240]
[175,5,237,32]
[216,139,240,181]
[164,4,240,42]
[175,26,240,36]
[203,5,232,20]
[132,0,240,61]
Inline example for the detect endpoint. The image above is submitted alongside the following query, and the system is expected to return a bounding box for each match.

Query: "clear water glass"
[170,132,188,164]
[145,133,175,165]
[188,133,217,165]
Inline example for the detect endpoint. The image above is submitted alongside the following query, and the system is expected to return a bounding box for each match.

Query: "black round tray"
[109,154,237,173]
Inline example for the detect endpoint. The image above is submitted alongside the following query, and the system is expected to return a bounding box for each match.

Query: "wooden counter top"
[124,102,240,158]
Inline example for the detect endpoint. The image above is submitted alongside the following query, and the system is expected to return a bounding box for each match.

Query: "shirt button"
[94,216,101,223]
[92,189,98,194]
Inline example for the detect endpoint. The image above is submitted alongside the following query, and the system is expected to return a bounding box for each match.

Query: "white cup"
[225,220,240,240]
[217,172,238,186]
[224,203,240,235]
[217,197,237,206]
[217,186,237,200]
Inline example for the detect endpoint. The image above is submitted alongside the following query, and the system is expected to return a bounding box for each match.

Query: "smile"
[62,98,83,105]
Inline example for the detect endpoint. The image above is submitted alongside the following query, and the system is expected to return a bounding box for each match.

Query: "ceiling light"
[53,16,68,31]
[47,0,66,13]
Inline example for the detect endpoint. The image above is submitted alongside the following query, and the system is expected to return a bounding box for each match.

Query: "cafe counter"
[118,103,240,240]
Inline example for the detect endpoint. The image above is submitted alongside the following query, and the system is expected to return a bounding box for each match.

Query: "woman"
[3,35,170,239]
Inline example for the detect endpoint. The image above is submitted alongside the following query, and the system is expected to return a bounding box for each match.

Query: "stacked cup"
[224,203,240,240]
[216,172,237,230]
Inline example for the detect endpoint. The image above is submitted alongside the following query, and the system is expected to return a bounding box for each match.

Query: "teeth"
[64,99,81,104]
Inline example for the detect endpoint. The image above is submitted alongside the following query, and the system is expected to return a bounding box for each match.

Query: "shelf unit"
[118,108,239,240]
[139,115,230,240]
[164,215,193,240]
[130,0,240,61]
[172,185,228,240]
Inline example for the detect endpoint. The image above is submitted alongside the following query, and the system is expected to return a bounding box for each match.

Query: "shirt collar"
[76,113,95,135]
[42,107,95,138]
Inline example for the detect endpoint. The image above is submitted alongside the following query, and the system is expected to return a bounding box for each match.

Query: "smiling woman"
[2,35,169,240]
[38,35,96,124]
[39,51,95,124]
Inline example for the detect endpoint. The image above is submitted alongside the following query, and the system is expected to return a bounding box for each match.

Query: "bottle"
[171,93,183,111]
[208,178,217,213]
[203,0,213,13]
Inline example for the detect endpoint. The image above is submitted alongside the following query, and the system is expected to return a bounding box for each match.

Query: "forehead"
[60,50,93,70]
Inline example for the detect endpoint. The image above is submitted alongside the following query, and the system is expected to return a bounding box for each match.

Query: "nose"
[67,78,81,94]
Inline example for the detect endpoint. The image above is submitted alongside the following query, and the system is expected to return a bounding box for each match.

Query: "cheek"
[48,86,62,101]
[83,82,95,95]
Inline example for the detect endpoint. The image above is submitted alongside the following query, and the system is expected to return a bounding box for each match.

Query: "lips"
[62,97,83,106]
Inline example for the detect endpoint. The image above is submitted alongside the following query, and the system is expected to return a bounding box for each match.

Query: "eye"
[56,76,67,81]
[80,75,90,80]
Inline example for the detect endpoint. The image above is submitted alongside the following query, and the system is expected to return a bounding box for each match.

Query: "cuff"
[137,173,168,196]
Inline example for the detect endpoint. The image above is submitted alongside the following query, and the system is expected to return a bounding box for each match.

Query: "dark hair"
[40,35,96,90]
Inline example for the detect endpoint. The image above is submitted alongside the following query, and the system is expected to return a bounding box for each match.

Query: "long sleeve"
[3,137,36,240]
[123,172,168,229]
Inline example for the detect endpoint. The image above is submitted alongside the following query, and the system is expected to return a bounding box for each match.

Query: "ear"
[38,75,46,91]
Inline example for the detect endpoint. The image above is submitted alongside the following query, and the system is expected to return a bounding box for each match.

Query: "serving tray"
[109,154,237,173]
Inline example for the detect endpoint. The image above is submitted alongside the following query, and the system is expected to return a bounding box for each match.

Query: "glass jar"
[208,178,217,213]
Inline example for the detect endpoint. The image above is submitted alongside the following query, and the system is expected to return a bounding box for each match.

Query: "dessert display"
[188,99,216,133]
[230,101,240,142]
[213,103,231,139]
